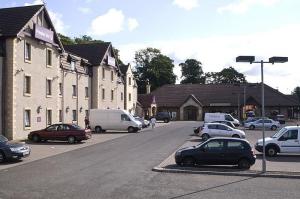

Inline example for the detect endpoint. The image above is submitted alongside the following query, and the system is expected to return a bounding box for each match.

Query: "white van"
[204,113,240,126]
[255,126,300,156]
[89,109,142,133]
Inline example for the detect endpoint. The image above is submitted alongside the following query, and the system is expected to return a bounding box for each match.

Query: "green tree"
[134,48,176,94]
[180,59,205,84]
[205,66,247,84]
[58,33,75,45]
[292,86,300,103]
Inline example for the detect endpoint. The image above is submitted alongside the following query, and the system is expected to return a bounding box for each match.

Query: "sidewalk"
[0,122,170,171]
[153,135,300,179]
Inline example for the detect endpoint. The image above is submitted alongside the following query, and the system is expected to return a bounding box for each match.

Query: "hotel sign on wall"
[34,24,54,44]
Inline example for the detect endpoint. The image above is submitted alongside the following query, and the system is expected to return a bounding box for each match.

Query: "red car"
[28,124,92,144]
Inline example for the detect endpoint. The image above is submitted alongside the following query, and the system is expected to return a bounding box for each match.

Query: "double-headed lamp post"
[236,56,288,173]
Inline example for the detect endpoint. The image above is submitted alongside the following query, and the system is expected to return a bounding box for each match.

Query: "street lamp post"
[236,56,288,173]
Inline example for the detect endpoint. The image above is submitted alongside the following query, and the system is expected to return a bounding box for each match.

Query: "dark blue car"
[0,135,30,163]
[175,138,256,169]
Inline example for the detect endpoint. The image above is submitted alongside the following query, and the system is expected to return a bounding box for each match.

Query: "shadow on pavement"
[256,154,300,162]
[163,164,250,172]
[25,140,86,145]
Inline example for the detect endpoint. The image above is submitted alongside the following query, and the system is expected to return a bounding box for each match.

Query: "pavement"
[0,121,170,171]
[153,121,300,179]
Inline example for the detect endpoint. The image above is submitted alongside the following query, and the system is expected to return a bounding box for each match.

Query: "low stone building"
[138,83,300,121]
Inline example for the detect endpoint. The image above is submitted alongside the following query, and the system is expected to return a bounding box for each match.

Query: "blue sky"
[1,0,300,94]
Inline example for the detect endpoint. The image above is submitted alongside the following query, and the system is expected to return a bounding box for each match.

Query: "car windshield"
[272,127,287,138]
[71,124,83,130]
[0,135,8,142]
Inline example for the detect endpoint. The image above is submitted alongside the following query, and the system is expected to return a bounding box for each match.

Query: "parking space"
[0,122,171,171]
[155,121,300,174]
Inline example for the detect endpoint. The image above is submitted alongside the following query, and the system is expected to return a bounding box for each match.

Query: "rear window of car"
[227,141,249,150]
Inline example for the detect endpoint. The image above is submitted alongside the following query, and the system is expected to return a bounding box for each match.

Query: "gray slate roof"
[119,64,129,75]
[64,43,111,66]
[0,5,43,36]
[140,83,299,108]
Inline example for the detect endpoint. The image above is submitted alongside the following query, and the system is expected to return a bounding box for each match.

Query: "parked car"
[175,138,256,169]
[204,113,240,126]
[242,117,260,126]
[255,126,300,156]
[211,121,236,128]
[89,109,142,133]
[28,124,92,144]
[0,135,30,163]
[155,112,171,123]
[244,118,280,130]
[134,116,150,128]
[199,123,246,141]
[274,114,286,124]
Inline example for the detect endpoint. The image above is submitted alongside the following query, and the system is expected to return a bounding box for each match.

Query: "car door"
[255,119,263,129]
[217,124,230,137]
[120,114,131,131]
[43,124,58,140]
[207,124,218,137]
[277,129,300,153]
[56,124,68,140]
[197,140,226,165]
[223,140,246,165]
[264,119,272,129]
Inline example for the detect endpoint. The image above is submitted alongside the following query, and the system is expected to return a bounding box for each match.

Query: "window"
[46,79,52,96]
[47,109,52,125]
[102,88,105,100]
[25,42,31,61]
[85,87,89,98]
[24,109,31,128]
[72,85,77,97]
[121,114,131,121]
[121,92,123,101]
[225,114,234,121]
[208,124,217,129]
[203,140,224,152]
[85,110,89,118]
[279,130,298,141]
[129,93,131,101]
[46,124,57,131]
[59,110,62,122]
[111,71,114,81]
[59,83,62,96]
[71,61,75,71]
[111,90,114,101]
[47,49,52,66]
[129,77,132,85]
[218,124,229,131]
[72,110,77,121]
[102,68,105,79]
[227,141,246,150]
[24,75,31,95]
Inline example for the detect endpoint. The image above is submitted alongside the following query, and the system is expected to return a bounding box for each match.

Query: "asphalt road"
[0,121,299,199]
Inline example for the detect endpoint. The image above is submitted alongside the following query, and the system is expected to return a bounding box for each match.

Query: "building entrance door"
[184,106,198,121]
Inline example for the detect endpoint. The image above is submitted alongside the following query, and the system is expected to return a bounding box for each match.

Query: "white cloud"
[218,0,281,14]
[88,9,139,36]
[24,0,43,6]
[128,18,139,31]
[78,7,92,14]
[48,10,68,34]
[173,0,199,11]
[117,24,300,94]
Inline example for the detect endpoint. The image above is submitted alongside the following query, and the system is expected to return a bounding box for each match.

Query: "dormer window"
[71,61,75,70]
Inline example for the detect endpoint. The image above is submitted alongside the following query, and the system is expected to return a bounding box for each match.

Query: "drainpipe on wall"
[76,72,79,125]
[0,39,6,136]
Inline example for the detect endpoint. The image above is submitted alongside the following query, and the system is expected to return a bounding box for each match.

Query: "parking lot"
[155,121,300,175]
[0,122,170,171]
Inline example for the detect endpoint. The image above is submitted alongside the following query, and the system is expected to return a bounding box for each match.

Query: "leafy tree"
[205,66,247,84]
[180,59,205,84]
[58,33,75,45]
[134,48,176,94]
[292,86,300,103]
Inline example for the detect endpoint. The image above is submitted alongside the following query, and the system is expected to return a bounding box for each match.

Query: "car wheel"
[128,127,135,133]
[67,136,76,144]
[271,125,277,131]
[266,146,277,157]
[232,134,240,138]
[164,119,169,123]
[95,126,102,133]
[202,133,210,141]
[32,134,40,142]
[182,157,195,167]
[0,151,5,163]
[249,125,255,130]
[238,158,250,169]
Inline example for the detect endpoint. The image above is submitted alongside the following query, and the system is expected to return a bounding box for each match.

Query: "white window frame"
[46,109,52,126]
[72,110,77,122]
[59,83,62,96]
[24,74,31,96]
[129,93,132,101]
[24,109,31,129]
[85,87,89,98]
[71,61,75,71]
[102,67,105,79]
[129,77,132,85]
[46,78,52,97]
[72,85,77,97]
[111,90,114,101]
[111,71,114,82]
[24,42,31,62]
[46,48,52,67]
[59,110,62,123]
[102,88,105,100]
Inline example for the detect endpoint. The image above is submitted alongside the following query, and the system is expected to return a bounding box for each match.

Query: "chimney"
[146,79,151,94]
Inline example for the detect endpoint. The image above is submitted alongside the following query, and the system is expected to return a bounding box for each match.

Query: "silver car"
[244,118,280,130]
